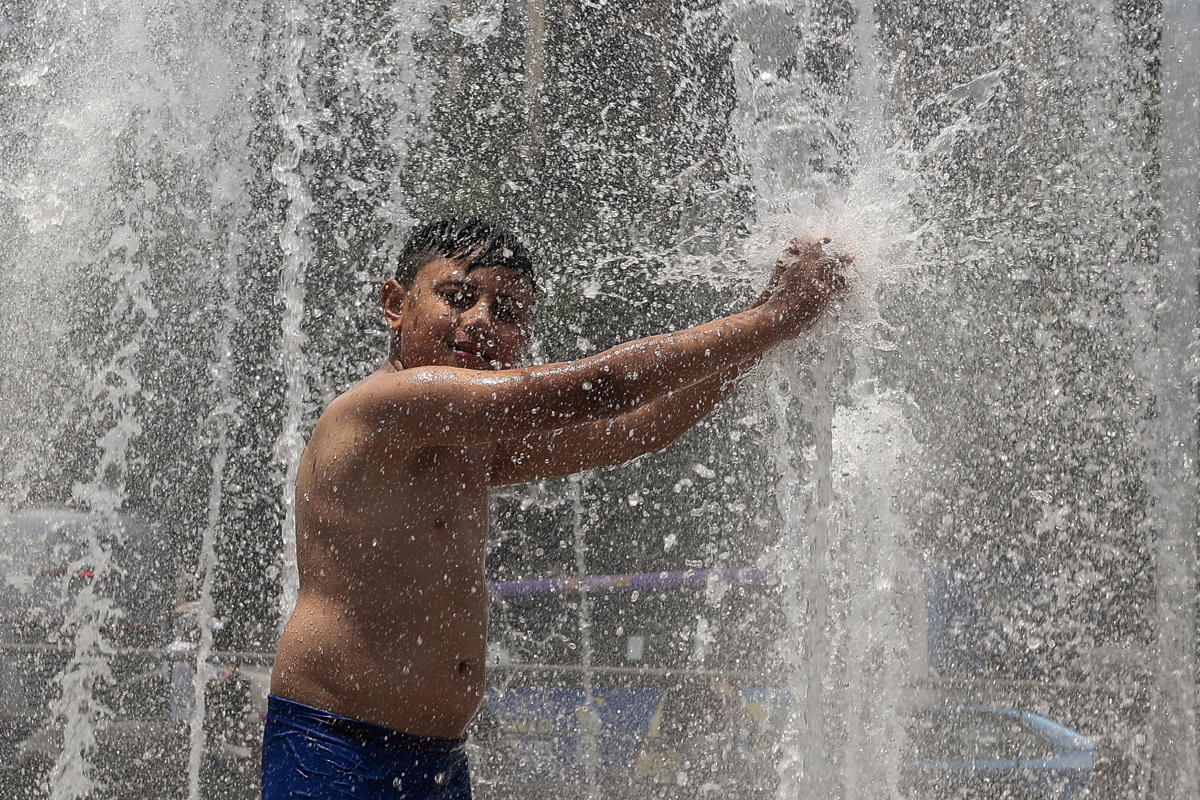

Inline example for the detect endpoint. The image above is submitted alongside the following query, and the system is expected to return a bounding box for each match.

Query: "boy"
[264,218,847,799]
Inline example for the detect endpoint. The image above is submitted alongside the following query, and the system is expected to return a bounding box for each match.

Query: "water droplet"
[434,772,445,785]
[393,777,403,790]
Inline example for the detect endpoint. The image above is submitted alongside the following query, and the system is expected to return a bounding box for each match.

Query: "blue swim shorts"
[261,695,472,800]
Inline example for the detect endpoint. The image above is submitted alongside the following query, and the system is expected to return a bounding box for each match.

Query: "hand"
[749,260,787,309]
[761,237,852,333]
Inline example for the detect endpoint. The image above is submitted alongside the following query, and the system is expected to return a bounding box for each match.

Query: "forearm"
[491,358,757,486]
[559,301,799,417]
[633,359,755,447]
[570,255,824,417]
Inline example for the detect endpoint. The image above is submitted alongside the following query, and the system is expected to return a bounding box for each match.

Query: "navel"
[433,517,447,530]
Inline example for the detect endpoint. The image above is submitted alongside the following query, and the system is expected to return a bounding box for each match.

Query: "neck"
[385,349,404,372]
[385,336,404,372]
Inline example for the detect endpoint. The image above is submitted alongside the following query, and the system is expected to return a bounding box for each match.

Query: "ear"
[381,279,407,332]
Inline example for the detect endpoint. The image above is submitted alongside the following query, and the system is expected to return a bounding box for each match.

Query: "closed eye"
[442,288,475,310]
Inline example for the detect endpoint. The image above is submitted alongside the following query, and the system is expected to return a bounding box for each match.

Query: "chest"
[363,442,491,529]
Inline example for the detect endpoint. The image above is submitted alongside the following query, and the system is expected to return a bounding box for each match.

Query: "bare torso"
[270,371,493,738]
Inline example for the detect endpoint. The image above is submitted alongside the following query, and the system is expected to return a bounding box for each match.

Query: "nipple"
[433,518,446,530]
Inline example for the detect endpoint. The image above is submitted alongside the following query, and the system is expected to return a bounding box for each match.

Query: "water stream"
[569,475,601,799]
[271,0,316,633]
[1146,1,1200,794]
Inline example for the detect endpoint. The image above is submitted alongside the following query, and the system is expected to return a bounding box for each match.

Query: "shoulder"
[337,364,535,423]
[328,367,432,419]
[301,379,417,479]
[314,366,491,447]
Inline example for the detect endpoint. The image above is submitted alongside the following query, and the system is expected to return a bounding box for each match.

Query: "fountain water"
[568,475,602,799]
[1146,2,1199,796]
[0,1,1196,799]
[271,0,316,634]
[1,3,266,798]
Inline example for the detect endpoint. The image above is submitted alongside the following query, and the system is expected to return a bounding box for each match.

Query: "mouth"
[452,342,494,370]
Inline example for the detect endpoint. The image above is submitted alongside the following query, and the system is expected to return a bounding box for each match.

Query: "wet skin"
[270,242,847,738]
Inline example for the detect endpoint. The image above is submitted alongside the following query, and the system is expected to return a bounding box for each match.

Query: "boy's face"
[383,255,535,371]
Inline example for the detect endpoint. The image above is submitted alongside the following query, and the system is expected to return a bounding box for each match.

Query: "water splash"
[180,2,265,793]
[722,1,927,796]
[2,2,274,794]
[377,0,454,233]
[765,353,831,799]
[738,156,926,352]
[270,0,316,631]
[569,475,602,799]
[1145,0,1200,794]
[13,2,160,795]
[828,384,925,798]
[0,3,127,511]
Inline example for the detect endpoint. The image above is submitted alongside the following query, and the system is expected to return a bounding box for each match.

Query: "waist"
[266,695,466,755]
[275,598,488,672]
[291,582,489,627]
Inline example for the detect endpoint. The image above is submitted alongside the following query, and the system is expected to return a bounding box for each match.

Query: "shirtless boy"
[263,218,848,799]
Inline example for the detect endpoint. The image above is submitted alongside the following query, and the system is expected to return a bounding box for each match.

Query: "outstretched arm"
[487,262,803,485]
[348,238,844,448]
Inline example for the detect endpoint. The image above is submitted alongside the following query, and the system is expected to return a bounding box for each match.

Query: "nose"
[459,296,493,333]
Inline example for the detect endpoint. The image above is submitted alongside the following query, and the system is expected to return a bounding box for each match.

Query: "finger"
[785,237,823,257]
[820,256,848,291]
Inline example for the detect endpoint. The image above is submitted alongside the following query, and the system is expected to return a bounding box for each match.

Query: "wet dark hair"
[394,218,537,291]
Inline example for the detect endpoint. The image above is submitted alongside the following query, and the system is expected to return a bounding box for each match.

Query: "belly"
[270,583,489,738]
